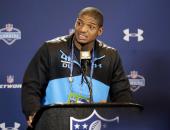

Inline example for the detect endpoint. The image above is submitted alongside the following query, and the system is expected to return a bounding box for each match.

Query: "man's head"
[74,7,104,45]
[78,7,103,27]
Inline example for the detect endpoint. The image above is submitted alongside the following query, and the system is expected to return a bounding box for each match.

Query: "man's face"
[74,14,103,44]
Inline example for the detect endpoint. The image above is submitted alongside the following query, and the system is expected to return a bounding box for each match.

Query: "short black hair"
[78,7,103,27]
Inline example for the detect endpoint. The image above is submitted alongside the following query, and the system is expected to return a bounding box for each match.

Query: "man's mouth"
[78,34,87,40]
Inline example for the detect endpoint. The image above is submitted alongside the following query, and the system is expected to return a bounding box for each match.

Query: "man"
[22,7,132,128]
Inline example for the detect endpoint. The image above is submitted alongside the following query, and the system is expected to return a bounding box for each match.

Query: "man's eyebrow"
[77,18,98,26]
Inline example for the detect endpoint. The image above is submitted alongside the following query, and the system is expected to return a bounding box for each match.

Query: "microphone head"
[80,51,91,60]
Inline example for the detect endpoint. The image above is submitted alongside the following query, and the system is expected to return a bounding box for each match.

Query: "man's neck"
[73,37,94,51]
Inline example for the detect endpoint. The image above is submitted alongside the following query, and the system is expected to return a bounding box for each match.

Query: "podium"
[30,103,143,130]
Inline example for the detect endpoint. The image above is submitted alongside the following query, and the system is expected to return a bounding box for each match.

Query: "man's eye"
[89,25,95,30]
[77,21,82,26]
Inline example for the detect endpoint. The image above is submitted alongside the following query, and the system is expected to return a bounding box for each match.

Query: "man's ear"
[74,19,78,28]
[97,27,104,36]
[74,22,76,29]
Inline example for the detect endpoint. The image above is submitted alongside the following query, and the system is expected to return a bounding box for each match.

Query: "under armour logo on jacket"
[123,28,144,42]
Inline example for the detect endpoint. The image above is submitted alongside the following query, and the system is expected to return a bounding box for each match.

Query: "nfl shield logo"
[7,75,14,84]
[0,24,21,45]
[0,122,20,130]
[70,110,119,130]
[127,71,145,92]
[6,24,13,32]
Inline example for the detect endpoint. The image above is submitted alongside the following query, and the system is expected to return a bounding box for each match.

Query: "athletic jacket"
[22,34,132,118]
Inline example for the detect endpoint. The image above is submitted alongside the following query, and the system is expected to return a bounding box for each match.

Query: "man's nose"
[80,25,88,32]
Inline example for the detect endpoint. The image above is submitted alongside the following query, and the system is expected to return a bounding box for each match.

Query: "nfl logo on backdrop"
[127,71,145,92]
[0,24,21,45]
[0,122,20,130]
[0,74,22,89]
[70,110,119,130]
[7,75,14,84]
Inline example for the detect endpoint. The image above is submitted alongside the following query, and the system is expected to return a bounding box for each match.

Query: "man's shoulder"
[96,39,117,53]
[40,35,72,52]
[45,35,71,45]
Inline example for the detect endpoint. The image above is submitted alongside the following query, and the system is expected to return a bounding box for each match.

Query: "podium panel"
[30,103,143,130]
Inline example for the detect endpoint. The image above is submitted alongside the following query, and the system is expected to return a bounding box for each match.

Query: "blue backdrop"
[0,0,170,129]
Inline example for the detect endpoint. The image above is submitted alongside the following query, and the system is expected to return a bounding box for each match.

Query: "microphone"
[80,47,93,103]
[80,50,91,74]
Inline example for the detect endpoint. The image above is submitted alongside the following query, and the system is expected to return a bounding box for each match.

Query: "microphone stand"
[81,60,93,103]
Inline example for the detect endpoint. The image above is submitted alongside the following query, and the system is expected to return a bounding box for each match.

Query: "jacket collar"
[67,33,105,61]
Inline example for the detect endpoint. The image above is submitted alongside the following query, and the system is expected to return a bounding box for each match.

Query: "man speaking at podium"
[22,7,132,128]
